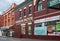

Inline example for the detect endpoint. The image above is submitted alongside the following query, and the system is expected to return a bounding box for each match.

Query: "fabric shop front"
[34,15,60,36]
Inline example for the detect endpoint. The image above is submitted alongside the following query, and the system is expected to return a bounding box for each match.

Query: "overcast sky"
[0,0,25,14]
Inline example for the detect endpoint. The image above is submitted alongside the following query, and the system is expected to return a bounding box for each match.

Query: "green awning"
[0,28,7,31]
[46,0,60,7]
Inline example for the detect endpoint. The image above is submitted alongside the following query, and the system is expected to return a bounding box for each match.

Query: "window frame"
[19,11,22,17]
[24,9,26,16]
[29,6,32,14]
[37,0,42,11]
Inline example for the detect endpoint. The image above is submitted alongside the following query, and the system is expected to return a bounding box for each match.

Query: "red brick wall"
[14,0,60,40]
[0,15,4,27]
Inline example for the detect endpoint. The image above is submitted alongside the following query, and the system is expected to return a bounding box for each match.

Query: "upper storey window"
[24,9,26,16]
[38,0,42,11]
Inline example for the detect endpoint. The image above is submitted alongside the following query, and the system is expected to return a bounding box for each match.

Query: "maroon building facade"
[13,0,60,40]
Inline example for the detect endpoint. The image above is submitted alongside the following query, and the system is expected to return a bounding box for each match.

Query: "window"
[8,19,10,26]
[34,23,47,35]
[8,13,10,18]
[34,23,42,27]
[29,6,32,14]
[19,11,22,17]
[21,25,26,34]
[24,9,26,16]
[28,24,32,35]
[38,0,42,11]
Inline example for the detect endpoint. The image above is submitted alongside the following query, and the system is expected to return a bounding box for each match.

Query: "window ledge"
[24,16,26,17]
[29,14,32,16]
[20,17,22,19]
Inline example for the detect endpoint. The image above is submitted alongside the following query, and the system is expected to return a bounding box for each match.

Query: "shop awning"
[0,28,7,31]
[46,0,60,9]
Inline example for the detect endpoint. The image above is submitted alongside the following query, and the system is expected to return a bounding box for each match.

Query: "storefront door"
[21,24,26,38]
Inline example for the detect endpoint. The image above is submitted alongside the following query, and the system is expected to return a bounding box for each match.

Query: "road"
[0,37,59,41]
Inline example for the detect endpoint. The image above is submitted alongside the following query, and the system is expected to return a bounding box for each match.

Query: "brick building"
[0,15,4,27]
[2,3,17,37]
[14,0,60,40]
[0,15,4,36]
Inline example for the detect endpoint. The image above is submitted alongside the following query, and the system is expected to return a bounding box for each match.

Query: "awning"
[0,28,7,31]
[46,0,60,9]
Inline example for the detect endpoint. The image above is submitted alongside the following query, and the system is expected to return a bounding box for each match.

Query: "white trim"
[29,14,32,16]
[19,9,22,11]
[21,24,25,25]
[43,0,45,1]
[28,23,32,24]
[29,4,32,7]
[16,20,20,23]
[24,7,26,9]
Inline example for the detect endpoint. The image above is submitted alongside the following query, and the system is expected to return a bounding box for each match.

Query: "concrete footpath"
[0,36,59,41]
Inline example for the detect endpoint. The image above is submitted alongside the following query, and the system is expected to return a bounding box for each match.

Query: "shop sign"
[34,26,47,35]
[45,15,60,22]
[56,24,60,30]
[34,19,45,23]
[34,15,60,23]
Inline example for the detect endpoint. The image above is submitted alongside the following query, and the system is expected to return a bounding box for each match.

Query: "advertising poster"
[34,26,47,35]
[47,25,56,36]
[56,24,60,30]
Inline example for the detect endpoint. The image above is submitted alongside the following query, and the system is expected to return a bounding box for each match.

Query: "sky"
[0,0,25,14]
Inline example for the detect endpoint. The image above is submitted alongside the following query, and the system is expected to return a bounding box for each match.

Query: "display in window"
[34,23,47,35]
[47,25,56,36]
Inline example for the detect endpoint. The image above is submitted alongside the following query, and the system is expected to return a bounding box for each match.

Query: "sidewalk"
[7,37,59,41]
[0,36,59,41]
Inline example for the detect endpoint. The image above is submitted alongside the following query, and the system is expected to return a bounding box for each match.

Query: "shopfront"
[28,23,32,35]
[8,30,14,37]
[20,17,33,38]
[34,15,60,36]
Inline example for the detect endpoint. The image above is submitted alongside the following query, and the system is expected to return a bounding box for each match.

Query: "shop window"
[29,6,32,14]
[44,20,60,36]
[47,25,56,36]
[28,24,32,35]
[8,13,10,18]
[37,0,42,11]
[24,9,26,16]
[34,23,42,27]
[34,23,47,35]
[21,25,26,34]
[56,21,60,31]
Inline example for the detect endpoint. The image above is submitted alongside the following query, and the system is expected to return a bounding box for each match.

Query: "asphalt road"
[0,37,59,41]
